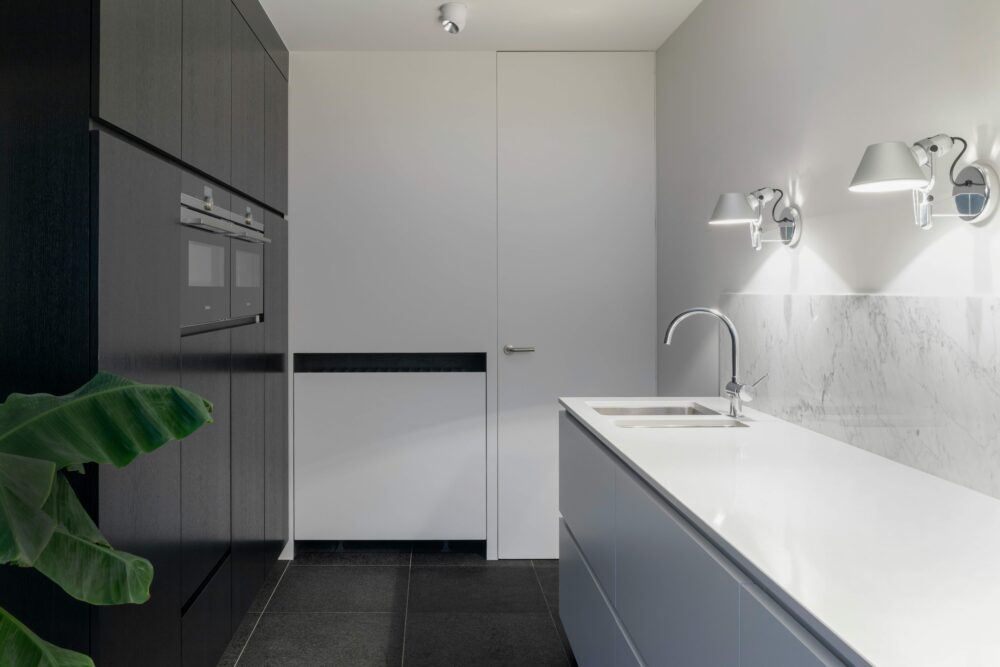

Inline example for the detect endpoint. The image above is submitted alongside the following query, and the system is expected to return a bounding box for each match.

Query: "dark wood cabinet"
[180,329,232,605]
[264,60,288,213]
[264,212,289,561]
[96,0,182,156]
[2,2,287,662]
[182,0,232,181]
[94,131,183,667]
[231,322,268,627]
[231,6,267,202]
[182,557,232,667]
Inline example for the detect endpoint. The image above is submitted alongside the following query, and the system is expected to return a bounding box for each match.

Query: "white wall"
[288,51,498,552]
[656,0,1000,394]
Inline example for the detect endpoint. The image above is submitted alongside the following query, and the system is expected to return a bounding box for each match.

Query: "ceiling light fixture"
[849,134,997,229]
[439,3,467,35]
[708,187,801,251]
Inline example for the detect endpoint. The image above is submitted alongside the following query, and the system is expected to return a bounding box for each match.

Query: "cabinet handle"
[503,345,536,355]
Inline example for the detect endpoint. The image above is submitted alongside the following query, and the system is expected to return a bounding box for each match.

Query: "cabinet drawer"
[740,584,843,667]
[614,466,740,667]
[559,412,616,595]
[559,520,615,667]
[182,556,232,667]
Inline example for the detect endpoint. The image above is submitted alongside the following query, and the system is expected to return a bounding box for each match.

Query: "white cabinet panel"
[294,372,486,540]
[740,584,843,667]
[615,467,740,667]
[559,520,615,667]
[559,412,616,594]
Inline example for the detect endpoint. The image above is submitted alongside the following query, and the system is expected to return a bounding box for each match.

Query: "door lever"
[503,345,536,355]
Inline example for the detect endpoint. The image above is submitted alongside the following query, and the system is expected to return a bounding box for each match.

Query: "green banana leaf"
[0,373,213,470]
[30,474,152,605]
[0,452,58,565]
[0,604,94,667]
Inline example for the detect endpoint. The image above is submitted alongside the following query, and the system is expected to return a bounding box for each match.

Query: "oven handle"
[179,213,236,235]
[232,232,272,244]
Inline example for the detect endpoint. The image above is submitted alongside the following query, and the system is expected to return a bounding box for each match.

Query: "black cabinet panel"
[182,0,232,181]
[96,0,182,156]
[180,329,232,605]
[231,322,267,627]
[264,60,288,213]
[182,556,232,667]
[264,212,288,561]
[94,131,182,667]
[232,0,289,79]
[231,7,266,202]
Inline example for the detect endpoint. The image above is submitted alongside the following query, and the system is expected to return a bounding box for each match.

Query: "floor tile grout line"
[400,545,414,666]
[532,560,571,664]
[233,560,291,667]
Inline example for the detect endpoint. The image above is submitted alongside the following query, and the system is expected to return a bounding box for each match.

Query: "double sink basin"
[590,402,748,429]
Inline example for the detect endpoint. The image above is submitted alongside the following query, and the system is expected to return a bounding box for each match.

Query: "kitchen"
[2,0,1000,665]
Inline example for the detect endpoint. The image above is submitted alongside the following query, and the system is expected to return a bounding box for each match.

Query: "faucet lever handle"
[739,373,768,403]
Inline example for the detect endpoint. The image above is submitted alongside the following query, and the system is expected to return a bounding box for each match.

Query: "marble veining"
[720,293,1000,500]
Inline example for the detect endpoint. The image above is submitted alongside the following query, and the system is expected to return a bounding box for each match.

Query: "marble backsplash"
[719,293,1000,500]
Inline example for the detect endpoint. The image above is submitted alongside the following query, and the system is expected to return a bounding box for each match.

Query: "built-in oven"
[179,187,270,328]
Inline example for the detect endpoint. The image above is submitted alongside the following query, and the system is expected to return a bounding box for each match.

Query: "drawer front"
[740,584,843,667]
[615,467,740,667]
[181,556,232,667]
[559,412,616,595]
[559,520,615,667]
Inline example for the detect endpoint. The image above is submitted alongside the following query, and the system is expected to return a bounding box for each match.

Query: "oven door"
[231,236,264,318]
[181,223,231,327]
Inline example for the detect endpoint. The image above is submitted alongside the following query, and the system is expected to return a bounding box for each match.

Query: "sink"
[593,402,718,416]
[614,418,747,429]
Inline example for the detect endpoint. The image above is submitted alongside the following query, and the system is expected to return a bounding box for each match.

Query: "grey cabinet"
[559,412,615,595]
[180,329,232,605]
[740,584,840,667]
[615,465,741,667]
[96,0,182,155]
[231,6,267,202]
[264,60,288,213]
[559,521,616,667]
[231,322,268,628]
[558,413,845,667]
[182,0,232,181]
[264,212,289,560]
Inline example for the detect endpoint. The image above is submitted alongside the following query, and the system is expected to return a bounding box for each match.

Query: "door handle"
[503,345,536,355]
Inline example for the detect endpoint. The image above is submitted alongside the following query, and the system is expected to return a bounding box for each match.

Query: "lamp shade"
[708,193,757,225]
[849,142,930,193]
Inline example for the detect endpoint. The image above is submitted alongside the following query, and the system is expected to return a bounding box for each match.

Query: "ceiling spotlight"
[439,3,467,34]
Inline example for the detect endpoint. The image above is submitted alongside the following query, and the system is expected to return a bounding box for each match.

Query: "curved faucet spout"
[663,307,743,417]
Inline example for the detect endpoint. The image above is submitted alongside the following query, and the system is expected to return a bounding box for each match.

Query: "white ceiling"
[259,0,703,52]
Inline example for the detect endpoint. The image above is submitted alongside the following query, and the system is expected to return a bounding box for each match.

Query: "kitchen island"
[559,397,1000,667]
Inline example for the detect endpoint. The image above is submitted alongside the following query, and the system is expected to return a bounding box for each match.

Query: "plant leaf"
[32,528,153,606]
[0,452,56,508]
[0,604,94,667]
[0,372,213,469]
[0,484,56,566]
[42,473,109,549]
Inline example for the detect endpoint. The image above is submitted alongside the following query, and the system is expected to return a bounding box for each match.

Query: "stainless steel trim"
[503,345,536,354]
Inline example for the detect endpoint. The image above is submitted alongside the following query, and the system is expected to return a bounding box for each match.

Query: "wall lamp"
[708,188,801,251]
[849,134,997,229]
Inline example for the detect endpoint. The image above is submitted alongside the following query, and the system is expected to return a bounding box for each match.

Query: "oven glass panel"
[189,240,225,287]
[234,246,262,288]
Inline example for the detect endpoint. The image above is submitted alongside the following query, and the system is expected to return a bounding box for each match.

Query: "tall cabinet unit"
[0,1,289,665]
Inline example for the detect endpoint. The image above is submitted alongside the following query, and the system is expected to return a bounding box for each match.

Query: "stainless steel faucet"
[663,307,754,418]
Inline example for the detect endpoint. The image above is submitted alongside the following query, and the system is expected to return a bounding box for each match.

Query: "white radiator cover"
[294,372,486,540]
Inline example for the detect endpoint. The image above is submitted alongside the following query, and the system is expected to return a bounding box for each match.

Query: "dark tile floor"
[218,542,575,666]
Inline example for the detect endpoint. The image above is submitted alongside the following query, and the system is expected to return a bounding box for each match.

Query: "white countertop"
[559,396,1000,667]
